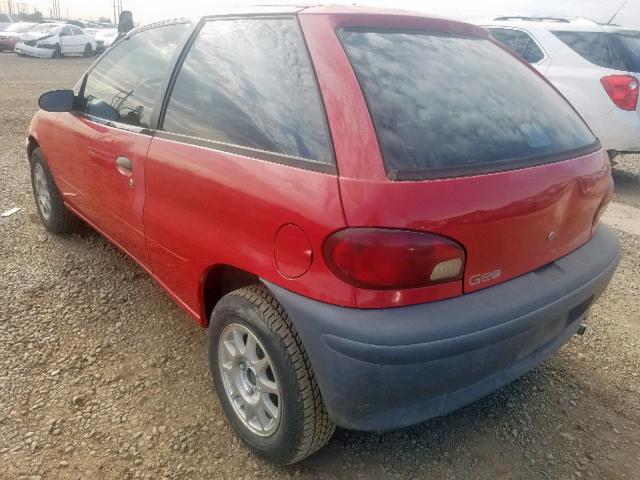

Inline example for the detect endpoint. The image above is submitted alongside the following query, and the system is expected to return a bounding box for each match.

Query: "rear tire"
[30,148,79,234]
[208,285,335,465]
[83,43,92,57]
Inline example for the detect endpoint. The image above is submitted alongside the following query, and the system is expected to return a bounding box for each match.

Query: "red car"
[0,22,36,51]
[28,6,619,464]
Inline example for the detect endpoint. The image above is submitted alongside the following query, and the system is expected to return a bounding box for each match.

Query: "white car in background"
[0,12,16,31]
[15,23,96,58]
[94,28,118,52]
[483,17,640,158]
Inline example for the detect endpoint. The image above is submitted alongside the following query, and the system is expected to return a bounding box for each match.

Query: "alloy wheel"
[218,323,281,436]
[33,162,52,221]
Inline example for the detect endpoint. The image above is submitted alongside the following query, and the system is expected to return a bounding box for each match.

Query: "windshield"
[339,28,598,180]
[32,24,60,34]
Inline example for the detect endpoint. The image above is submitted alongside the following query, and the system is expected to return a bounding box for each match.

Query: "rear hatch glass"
[613,31,640,73]
[552,30,640,73]
[338,28,598,180]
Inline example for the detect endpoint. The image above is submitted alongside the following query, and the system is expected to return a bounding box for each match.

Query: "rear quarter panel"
[143,138,350,323]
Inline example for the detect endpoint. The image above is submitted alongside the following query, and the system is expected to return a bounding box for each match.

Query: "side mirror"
[38,89,75,112]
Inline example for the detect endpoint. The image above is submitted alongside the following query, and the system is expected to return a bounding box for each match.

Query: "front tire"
[208,286,335,465]
[52,45,62,58]
[30,148,79,234]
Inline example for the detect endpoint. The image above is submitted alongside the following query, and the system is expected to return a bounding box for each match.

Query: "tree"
[18,9,44,22]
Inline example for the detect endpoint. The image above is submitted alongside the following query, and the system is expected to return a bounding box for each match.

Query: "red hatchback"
[28,6,620,464]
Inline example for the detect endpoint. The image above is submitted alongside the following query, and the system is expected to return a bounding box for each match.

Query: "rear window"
[552,31,629,71]
[339,29,597,180]
[613,31,640,73]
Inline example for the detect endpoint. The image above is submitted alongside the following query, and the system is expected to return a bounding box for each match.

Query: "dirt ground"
[1,53,639,480]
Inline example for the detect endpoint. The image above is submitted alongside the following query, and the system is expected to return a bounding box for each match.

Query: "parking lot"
[1,53,639,479]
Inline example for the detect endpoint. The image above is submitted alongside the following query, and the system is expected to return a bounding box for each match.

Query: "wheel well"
[202,265,259,326]
[27,136,39,159]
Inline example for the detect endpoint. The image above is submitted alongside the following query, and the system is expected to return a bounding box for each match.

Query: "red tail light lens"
[323,228,466,290]
[601,75,639,111]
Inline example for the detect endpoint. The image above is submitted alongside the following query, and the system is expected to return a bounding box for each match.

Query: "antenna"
[607,0,629,25]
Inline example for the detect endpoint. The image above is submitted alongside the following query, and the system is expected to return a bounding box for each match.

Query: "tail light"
[600,75,639,111]
[323,228,466,290]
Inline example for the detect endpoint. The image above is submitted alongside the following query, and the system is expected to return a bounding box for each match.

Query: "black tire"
[208,285,335,465]
[52,45,62,58]
[83,43,92,57]
[30,148,79,234]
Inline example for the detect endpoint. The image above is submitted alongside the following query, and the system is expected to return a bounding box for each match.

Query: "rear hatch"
[337,27,612,295]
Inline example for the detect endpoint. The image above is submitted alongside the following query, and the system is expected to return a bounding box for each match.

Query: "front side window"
[81,23,189,128]
[553,31,628,71]
[489,28,544,63]
[71,26,83,36]
[339,29,597,180]
[60,26,72,37]
[162,18,333,165]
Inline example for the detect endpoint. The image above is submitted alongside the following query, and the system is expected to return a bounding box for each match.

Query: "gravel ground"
[1,53,639,480]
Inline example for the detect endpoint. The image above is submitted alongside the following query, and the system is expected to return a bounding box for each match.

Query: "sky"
[25,0,640,27]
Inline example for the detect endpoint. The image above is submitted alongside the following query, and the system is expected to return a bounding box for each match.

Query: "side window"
[71,26,83,36]
[490,28,544,63]
[0,14,9,22]
[522,38,544,63]
[553,31,628,71]
[162,18,334,165]
[60,26,72,37]
[81,23,189,128]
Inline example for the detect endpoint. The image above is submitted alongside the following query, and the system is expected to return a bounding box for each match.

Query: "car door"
[50,21,190,267]
[58,26,74,54]
[70,26,85,53]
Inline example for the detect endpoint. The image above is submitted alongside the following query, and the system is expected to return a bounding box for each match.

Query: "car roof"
[130,4,487,39]
[484,18,640,35]
[483,17,607,32]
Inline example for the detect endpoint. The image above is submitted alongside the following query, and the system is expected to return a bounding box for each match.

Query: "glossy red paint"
[143,137,349,323]
[28,6,614,324]
[274,224,313,279]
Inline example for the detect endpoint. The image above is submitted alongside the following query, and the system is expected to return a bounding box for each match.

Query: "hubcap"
[218,323,281,436]
[33,163,51,221]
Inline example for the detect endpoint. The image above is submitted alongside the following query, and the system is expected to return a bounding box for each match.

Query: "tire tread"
[31,148,79,234]
[226,285,335,464]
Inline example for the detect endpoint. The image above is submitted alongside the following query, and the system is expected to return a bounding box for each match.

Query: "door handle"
[115,156,132,175]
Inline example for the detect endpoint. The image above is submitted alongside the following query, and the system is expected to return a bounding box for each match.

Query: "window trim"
[155,130,337,174]
[337,26,600,181]
[487,26,548,65]
[156,14,337,174]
